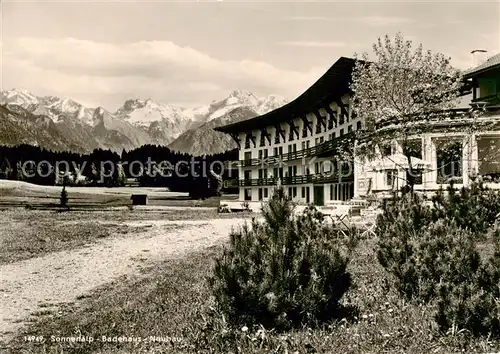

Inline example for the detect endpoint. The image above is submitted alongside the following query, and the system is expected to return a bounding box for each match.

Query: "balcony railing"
[239,170,354,187]
[236,132,356,167]
[472,93,500,106]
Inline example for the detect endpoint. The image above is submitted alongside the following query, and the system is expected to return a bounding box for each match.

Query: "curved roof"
[214,57,356,133]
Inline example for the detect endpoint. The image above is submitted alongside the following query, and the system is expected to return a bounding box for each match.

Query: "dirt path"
[0,218,248,342]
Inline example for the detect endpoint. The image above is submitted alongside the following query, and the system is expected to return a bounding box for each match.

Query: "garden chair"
[358,207,380,238]
[328,208,352,237]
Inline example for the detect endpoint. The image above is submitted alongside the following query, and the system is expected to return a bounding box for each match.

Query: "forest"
[0,144,239,194]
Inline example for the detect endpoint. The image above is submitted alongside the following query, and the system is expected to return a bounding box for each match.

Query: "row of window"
[246,124,361,159]
[248,120,362,149]
[247,183,354,202]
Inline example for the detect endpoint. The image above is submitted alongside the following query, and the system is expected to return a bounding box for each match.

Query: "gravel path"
[0,218,248,342]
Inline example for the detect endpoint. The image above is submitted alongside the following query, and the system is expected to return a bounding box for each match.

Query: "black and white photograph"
[0,0,499,352]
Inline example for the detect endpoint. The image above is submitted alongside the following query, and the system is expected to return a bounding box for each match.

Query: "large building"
[215,53,500,210]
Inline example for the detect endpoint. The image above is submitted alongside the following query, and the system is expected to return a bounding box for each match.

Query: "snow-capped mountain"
[0,88,287,153]
[169,91,289,155]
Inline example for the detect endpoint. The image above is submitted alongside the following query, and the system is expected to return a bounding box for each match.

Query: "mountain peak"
[228,89,256,99]
[1,88,39,106]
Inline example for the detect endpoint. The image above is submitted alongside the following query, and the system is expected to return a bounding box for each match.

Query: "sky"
[1,0,499,111]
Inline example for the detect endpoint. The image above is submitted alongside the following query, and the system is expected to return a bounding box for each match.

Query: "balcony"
[472,93,500,107]
[236,133,356,167]
[238,170,354,187]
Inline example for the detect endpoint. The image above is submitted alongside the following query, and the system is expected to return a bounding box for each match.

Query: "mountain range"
[0,89,287,155]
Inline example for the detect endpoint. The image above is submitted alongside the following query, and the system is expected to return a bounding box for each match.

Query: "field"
[0,180,238,210]
[4,235,500,353]
[1,181,499,353]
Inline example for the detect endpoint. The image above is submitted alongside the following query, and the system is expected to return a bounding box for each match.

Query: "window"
[244,152,252,166]
[306,140,310,149]
[478,137,500,178]
[293,187,297,198]
[244,188,252,201]
[301,187,306,198]
[273,147,278,157]
[244,170,251,181]
[380,144,392,157]
[356,121,362,130]
[259,134,265,147]
[386,170,397,188]
[348,125,353,133]
[279,146,283,155]
[404,140,423,185]
[319,137,324,144]
[315,138,319,146]
[274,133,280,144]
[332,132,336,139]
[264,188,268,198]
[288,187,292,196]
[258,188,263,201]
[436,140,463,184]
[302,128,308,138]
[315,124,322,134]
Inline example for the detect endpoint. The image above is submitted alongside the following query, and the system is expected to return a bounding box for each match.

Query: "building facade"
[357,53,500,197]
[215,54,500,209]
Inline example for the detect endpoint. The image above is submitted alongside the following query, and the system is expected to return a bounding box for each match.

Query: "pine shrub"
[60,185,68,208]
[377,194,480,302]
[435,226,500,337]
[378,182,500,302]
[210,187,356,330]
[377,184,500,337]
[431,181,500,237]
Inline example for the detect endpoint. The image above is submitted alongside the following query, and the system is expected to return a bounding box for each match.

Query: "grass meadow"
[5,237,500,354]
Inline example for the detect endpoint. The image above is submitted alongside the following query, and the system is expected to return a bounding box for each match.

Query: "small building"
[130,194,148,205]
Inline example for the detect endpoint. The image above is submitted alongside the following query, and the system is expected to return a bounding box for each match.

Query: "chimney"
[471,49,488,67]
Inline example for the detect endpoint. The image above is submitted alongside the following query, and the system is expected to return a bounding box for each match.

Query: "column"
[460,133,478,186]
[422,134,437,188]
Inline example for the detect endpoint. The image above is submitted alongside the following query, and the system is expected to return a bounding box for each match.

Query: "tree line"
[0,144,238,193]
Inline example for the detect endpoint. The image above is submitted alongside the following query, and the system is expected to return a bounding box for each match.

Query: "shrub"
[60,185,68,208]
[378,182,500,302]
[377,194,480,302]
[210,187,356,330]
[377,185,500,337]
[431,181,500,237]
[435,226,500,337]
